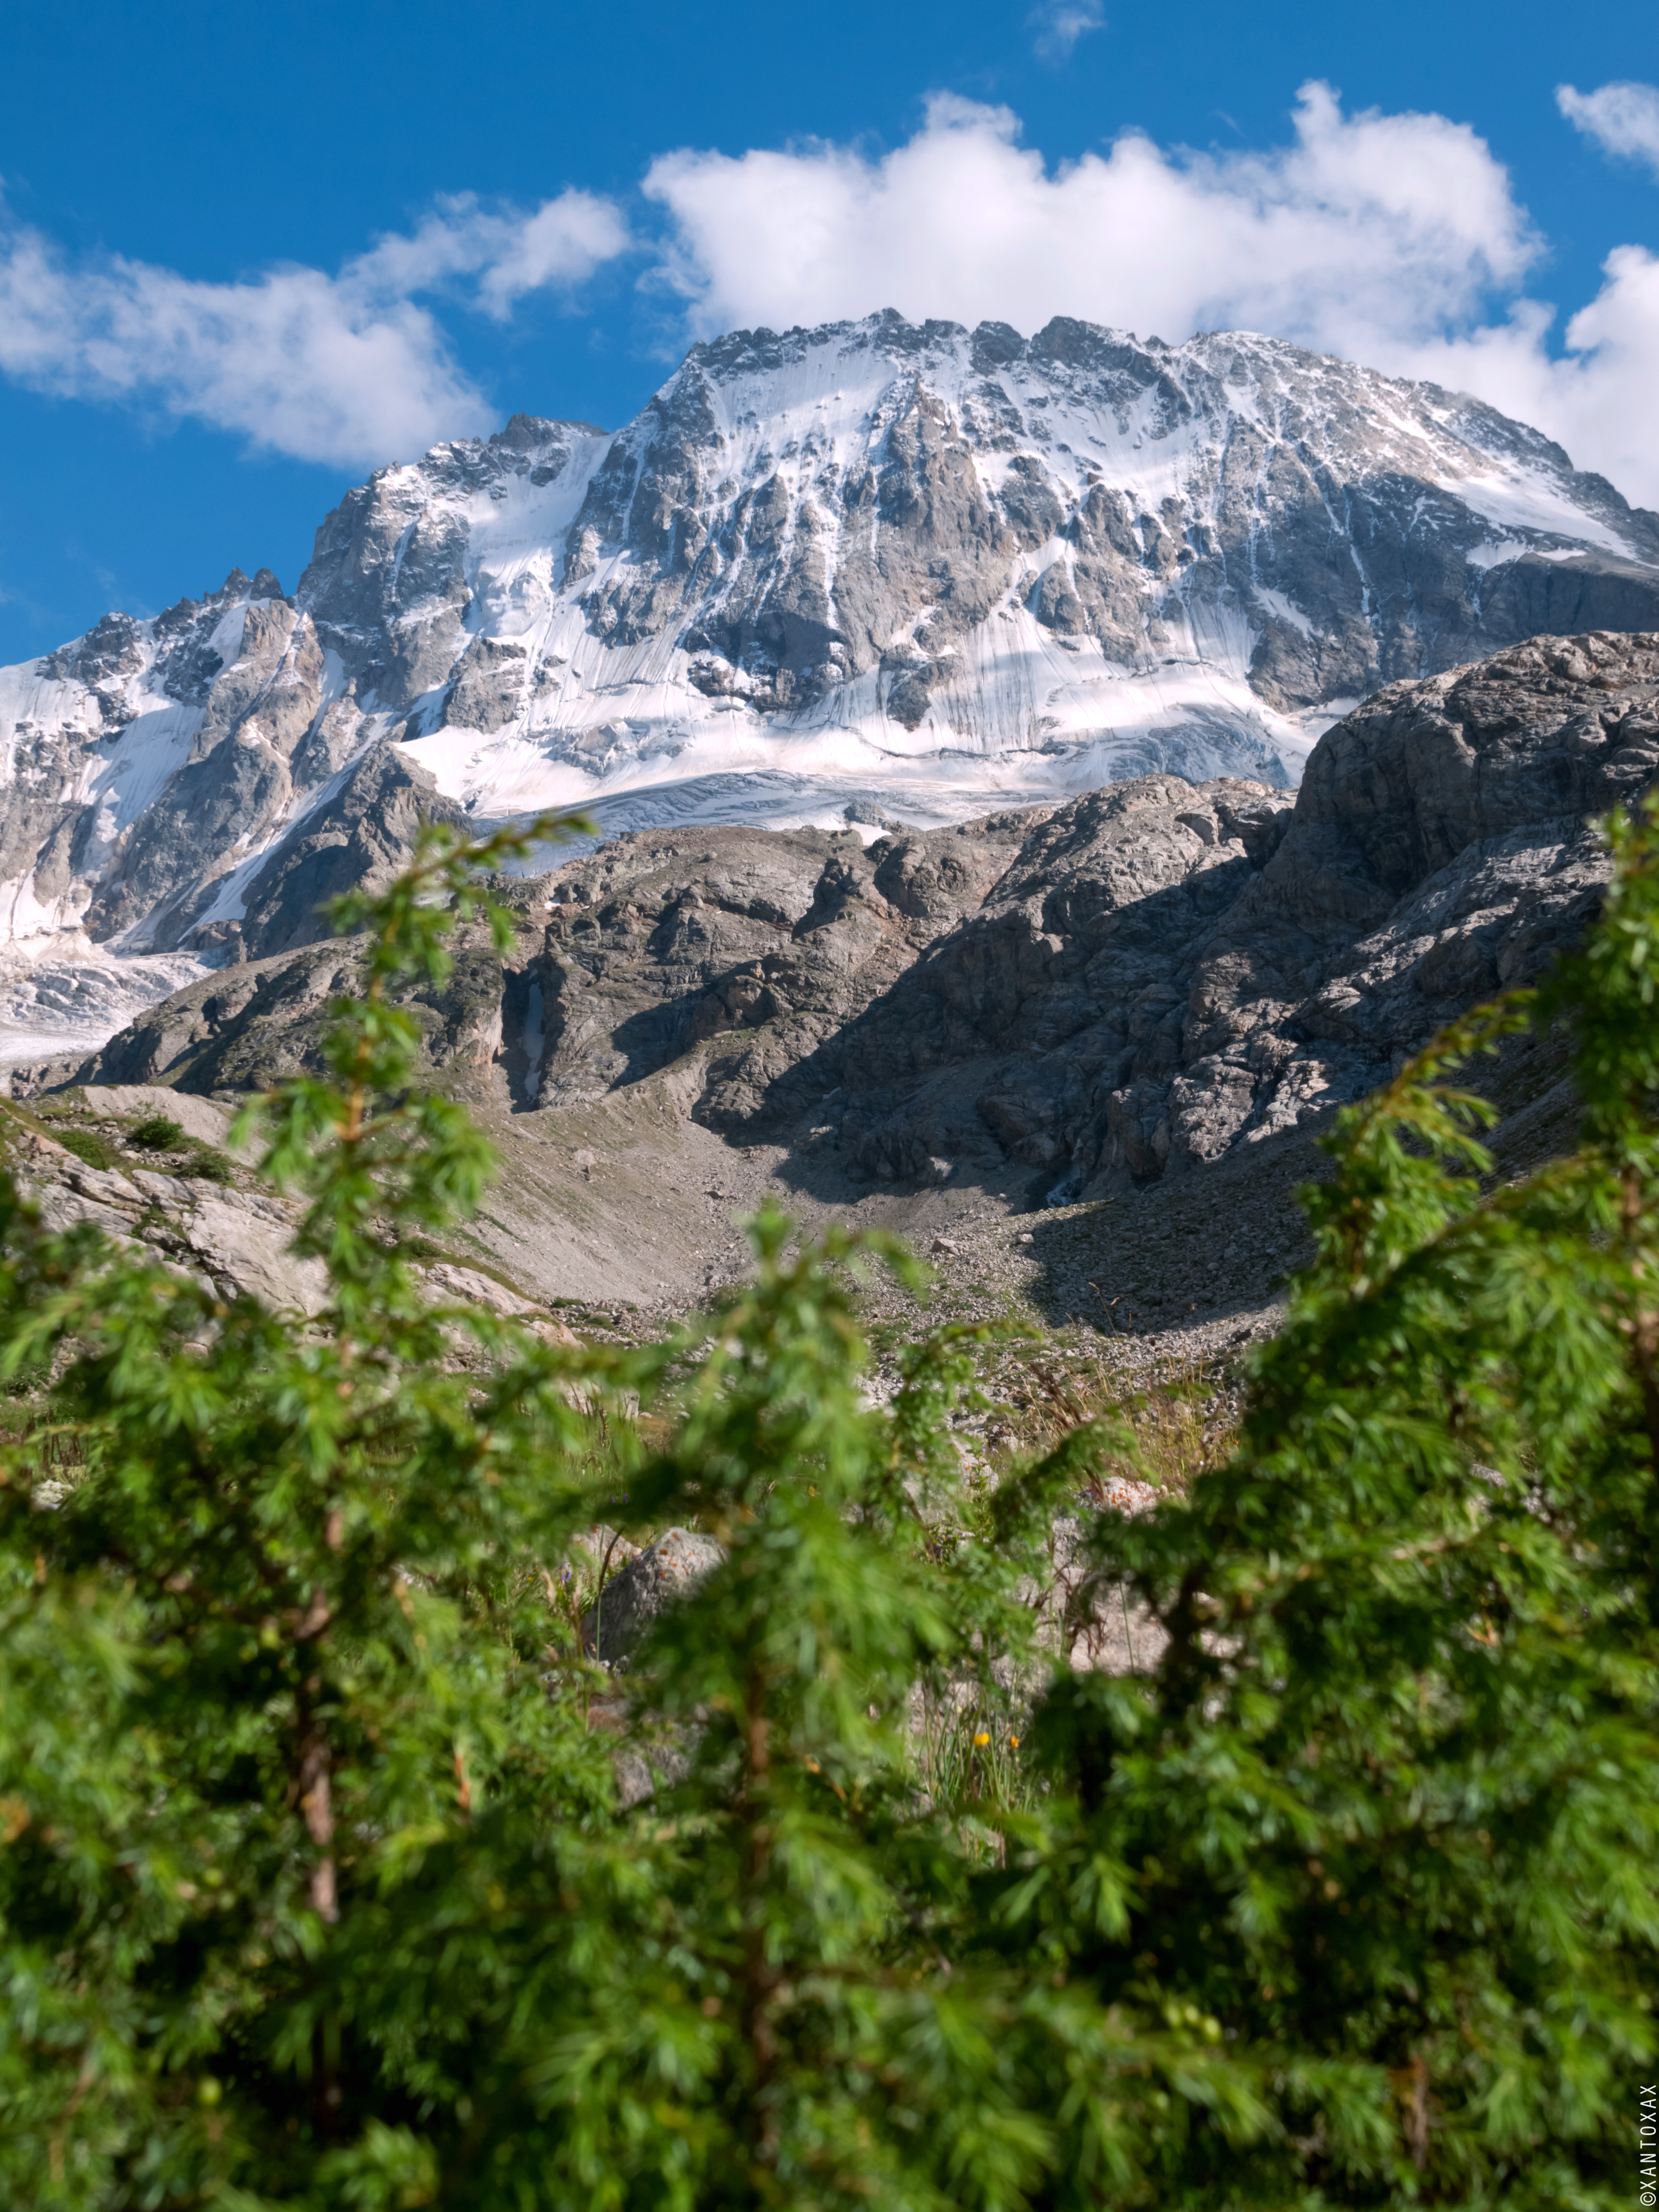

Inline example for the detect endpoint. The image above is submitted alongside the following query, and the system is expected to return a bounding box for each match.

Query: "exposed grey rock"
[441,635,528,734]
[519,813,1038,1130]
[175,1192,329,1314]
[211,741,469,961]
[582,1527,724,1664]
[84,589,323,948]
[75,1083,237,1150]
[0,1108,324,1309]
[1030,1492,1166,1673]
[547,312,1659,747]
[761,628,1657,1201]
[0,1088,567,1325]
[78,906,515,1096]
[303,416,599,711]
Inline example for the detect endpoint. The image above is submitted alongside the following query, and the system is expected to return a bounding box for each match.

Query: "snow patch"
[1252,587,1317,638]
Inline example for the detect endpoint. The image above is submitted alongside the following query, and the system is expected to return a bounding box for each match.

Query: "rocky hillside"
[4,313,1659,1068]
[789,627,1650,1201]
[0,1081,567,1331]
[49,629,1653,1321]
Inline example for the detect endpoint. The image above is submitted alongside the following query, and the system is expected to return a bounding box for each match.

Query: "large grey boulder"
[582,1528,724,1665]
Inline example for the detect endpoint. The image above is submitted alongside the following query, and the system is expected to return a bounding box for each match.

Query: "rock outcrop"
[582,1529,725,1665]
[0,1081,568,1325]
[806,628,1654,1198]
[0,1083,328,1314]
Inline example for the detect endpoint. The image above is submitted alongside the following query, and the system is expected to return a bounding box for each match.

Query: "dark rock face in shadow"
[773,630,1658,1201]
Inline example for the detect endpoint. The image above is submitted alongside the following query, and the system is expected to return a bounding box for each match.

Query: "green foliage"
[183,1142,236,1185]
[1017,799,1659,2207]
[53,1126,112,1171]
[0,815,620,2206]
[128,1113,186,1151]
[0,801,1656,2207]
[545,1221,1113,2208]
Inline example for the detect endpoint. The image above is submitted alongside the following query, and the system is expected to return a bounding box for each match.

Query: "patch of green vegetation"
[55,1127,113,1171]
[183,1145,235,1186]
[128,1114,186,1151]
[916,1689,1034,1842]
[4,802,1658,2206]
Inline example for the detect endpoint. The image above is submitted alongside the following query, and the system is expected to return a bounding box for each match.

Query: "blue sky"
[2,0,1656,662]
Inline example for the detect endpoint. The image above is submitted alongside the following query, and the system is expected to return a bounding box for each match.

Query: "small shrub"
[128,1114,186,1151]
[183,1145,235,1185]
[55,1127,112,1171]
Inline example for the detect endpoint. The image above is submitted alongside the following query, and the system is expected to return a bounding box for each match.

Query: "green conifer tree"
[1012,799,1659,2207]
[0,819,624,2205]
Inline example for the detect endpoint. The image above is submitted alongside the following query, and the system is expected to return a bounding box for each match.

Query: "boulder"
[582,1527,724,1664]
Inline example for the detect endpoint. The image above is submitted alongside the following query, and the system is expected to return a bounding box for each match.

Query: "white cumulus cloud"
[1558,80,1659,180]
[0,189,631,470]
[1395,246,1659,507]
[643,84,1659,506]
[8,85,1659,510]
[644,86,1537,359]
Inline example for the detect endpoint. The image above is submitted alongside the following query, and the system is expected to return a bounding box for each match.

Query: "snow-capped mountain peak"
[4,309,1657,1057]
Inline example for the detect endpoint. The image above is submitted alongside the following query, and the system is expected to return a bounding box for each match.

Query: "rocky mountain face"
[57,630,1654,1321]
[795,631,1649,1200]
[4,313,1659,1069]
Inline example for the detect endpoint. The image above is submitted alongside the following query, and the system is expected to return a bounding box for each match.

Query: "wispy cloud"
[0,573,51,624]
[1557,80,1659,180]
[1028,0,1104,64]
[0,189,631,470]
[345,191,630,322]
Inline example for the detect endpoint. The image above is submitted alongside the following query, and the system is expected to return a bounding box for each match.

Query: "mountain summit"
[3,310,1658,1055]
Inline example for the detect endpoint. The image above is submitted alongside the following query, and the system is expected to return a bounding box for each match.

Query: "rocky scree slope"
[0,1081,579,1332]
[4,312,1659,1064]
[61,631,1658,1323]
